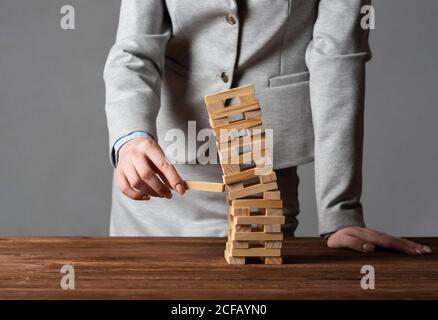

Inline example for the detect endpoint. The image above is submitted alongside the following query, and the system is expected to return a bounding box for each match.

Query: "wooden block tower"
[203,84,284,265]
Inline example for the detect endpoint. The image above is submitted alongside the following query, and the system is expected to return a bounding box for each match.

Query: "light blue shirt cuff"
[111,131,154,167]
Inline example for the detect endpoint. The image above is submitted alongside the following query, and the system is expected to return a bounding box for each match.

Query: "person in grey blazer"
[104,0,431,255]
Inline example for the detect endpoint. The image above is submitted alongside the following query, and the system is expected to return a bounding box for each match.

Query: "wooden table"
[0,237,436,299]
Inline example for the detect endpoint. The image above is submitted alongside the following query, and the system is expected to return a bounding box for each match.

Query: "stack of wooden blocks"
[203,84,285,265]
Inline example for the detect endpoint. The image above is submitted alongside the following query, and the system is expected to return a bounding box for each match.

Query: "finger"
[327,233,375,253]
[362,229,419,255]
[398,237,432,254]
[127,155,161,198]
[144,141,186,194]
[131,155,172,198]
[115,169,149,200]
[149,161,173,190]
[142,183,160,198]
[123,163,149,195]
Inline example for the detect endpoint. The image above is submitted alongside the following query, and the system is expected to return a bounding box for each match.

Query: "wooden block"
[210,100,260,120]
[185,181,225,193]
[244,109,262,119]
[264,257,282,265]
[235,225,252,232]
[206,101,229,127]
[218,145,240,163]
[265,208,283,216]
[265,241,283,249]
[218,125,265,144]
[227,210,234,239]
[229,207,250,216]
[222,166,273,185]
[213,117,262,135]
[224,249,245,265]
[259,172,277,184]
[247,134,266,153]
[255,155,270,165]
[207,99,230,127]
[221,132,266,147]
[224,170,245,240]
[254,165,273,176]
[263,191,281,200]
[205,101,225,114]
[210,117,229,128]
[228,148,267,165]
[238,93,254,103]
[204,84,254,104]
[223,168,258,185]
[264,224,282,232]
[220,163,241,176]
[229,247,281,257]
[228,182,278,200]
[232,232,283,241]
[219,133,265,156]
[231,240,249,249]
[232,199,283,209]
[229,208,251,233]
[234,216,285,225]
[245,125,264,135]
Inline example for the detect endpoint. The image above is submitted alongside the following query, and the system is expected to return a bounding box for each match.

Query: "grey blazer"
[104,0,371,236]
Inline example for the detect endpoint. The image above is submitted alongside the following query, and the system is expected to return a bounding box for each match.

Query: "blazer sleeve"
[103,0,171,160]
[305,0,372,235]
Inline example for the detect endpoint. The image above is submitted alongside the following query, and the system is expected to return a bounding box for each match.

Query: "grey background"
[0,0,436,236]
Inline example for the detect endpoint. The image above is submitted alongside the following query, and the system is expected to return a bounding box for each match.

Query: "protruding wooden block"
[185,181,225,193]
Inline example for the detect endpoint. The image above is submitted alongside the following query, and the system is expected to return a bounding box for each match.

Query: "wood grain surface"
[0,237,437,300]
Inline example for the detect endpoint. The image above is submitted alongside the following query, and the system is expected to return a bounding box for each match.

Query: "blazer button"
[225,14,237,25]
[220,72,229,83]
